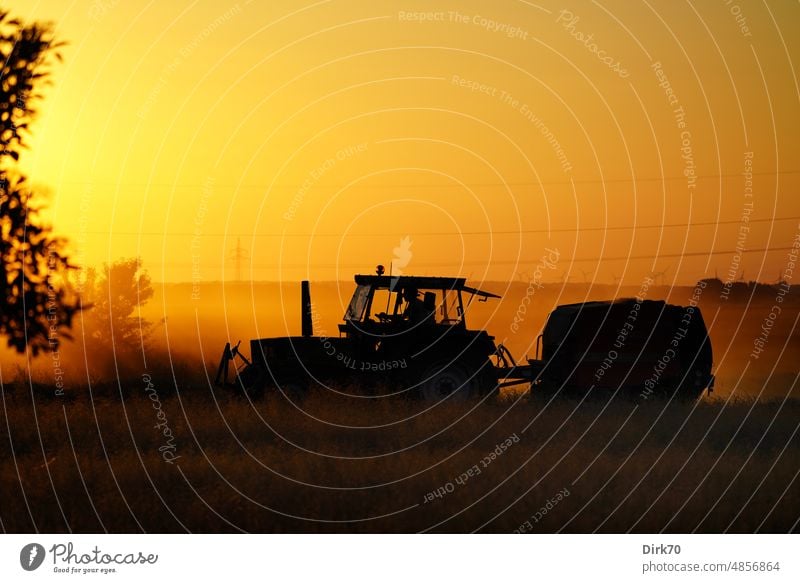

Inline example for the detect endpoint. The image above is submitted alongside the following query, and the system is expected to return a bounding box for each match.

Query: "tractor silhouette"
[216,267,714,401]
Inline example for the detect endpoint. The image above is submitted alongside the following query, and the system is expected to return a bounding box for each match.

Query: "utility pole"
[229,237,249,282]
[653,264,671,286]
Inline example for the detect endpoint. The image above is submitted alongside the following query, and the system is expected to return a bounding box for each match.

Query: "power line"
[47,169,800,190]
[145,244,798,269]
[81,215,800,238]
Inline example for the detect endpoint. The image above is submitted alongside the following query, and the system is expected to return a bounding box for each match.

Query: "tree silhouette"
[0,10,78,355]
[81,258,154,363]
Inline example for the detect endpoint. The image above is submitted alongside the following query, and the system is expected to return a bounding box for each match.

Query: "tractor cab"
[339,269,500,337]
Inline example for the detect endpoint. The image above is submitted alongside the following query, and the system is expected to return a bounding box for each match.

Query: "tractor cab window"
[400,287,463,326]
[345,284,370,322]
[343,278,471,327]
[439,289,463,324]
[370,288,401,320]
[368,287,422,323]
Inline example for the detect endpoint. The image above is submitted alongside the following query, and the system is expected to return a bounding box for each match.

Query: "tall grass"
[0,376,797,533]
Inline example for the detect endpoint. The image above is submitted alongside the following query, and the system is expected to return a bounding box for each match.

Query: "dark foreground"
[1,380,798,533]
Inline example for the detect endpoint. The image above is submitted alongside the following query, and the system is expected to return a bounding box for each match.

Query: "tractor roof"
[353,274,501,298]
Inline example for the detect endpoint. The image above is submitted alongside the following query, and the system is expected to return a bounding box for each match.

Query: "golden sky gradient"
[10,0,800,284]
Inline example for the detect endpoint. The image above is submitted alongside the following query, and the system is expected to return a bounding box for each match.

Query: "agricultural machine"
[531,299,714,400]
[216,267,714,401]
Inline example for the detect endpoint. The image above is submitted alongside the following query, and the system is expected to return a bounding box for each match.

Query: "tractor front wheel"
[236,365,266,398]
[275,377,308,402]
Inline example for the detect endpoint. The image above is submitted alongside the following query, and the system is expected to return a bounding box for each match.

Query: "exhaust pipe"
[301,280,313,337]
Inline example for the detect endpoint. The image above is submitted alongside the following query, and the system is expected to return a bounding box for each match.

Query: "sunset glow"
[11,0,800,286]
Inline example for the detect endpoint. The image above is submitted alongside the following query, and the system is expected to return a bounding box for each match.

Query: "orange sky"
[10,0,800,284]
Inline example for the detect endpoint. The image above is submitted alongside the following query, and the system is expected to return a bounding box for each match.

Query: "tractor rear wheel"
[473,365,499,398]
[419,361,477,402]
[276,377,308,402]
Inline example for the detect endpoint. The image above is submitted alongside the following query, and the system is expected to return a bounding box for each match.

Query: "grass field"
[1,376,797,533]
